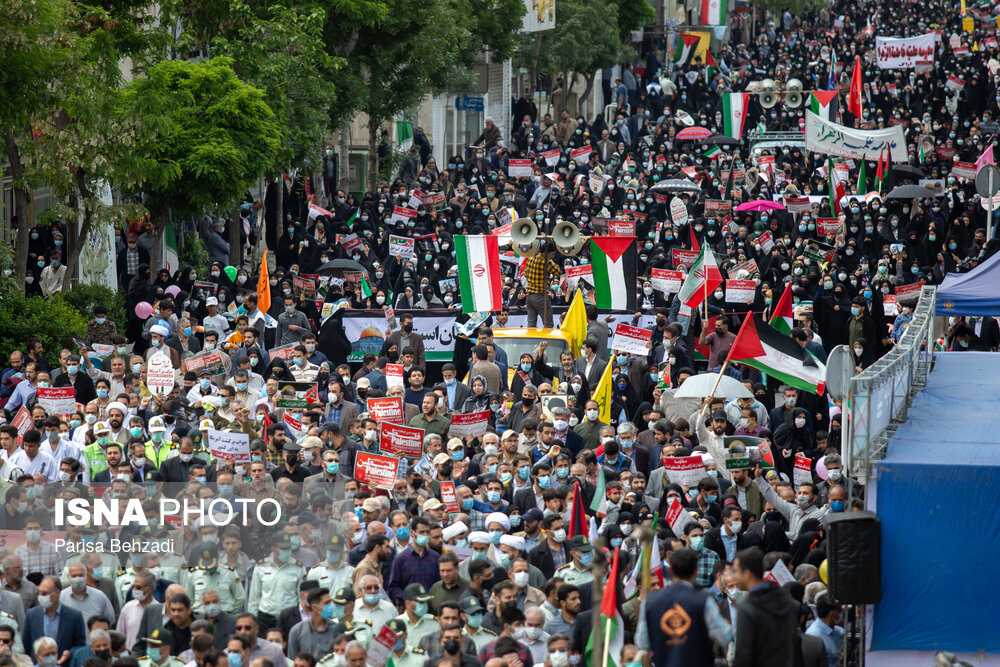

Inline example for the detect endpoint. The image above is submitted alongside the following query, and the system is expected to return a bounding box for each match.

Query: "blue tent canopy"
[936,249,1000,315]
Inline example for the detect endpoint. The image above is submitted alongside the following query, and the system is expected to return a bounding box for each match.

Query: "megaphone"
[552,220,583,255]
[785,78,803,108]
[760,78,777,93]
[514,240,541,258]
[511,220,538,247]
[760,91,778,109]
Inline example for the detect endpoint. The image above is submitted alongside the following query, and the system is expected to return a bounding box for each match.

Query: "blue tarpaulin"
[871,352,1000,653]
[936,249,1000,315]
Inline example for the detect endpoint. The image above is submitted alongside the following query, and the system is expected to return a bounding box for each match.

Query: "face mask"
[689,536,704,552]
[586,408,599,421]
[551,529,566,543]
[828,469,843,482]
[794,417,806,428]
[26,529,41,543]
[549,650,569,667]
[414,534,430,547]
[851,306,861,317]
[487,490,502,503]
[578,551,593,566]
[414,601,429,616]
[796,495,812,509]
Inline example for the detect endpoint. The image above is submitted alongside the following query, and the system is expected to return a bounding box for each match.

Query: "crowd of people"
[2,0,999,666]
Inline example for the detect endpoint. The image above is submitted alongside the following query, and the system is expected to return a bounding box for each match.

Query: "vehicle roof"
[491,328,570,341]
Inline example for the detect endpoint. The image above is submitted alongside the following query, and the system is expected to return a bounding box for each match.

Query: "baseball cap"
[94,421,110,435]
[148,416,166,433]
[327,534,346,551]
[205,297,219,306]
[423,498,443,511]
[432,453,450,466]
[711,409,728,421]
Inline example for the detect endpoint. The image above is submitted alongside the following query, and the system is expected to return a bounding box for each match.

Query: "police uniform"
[555,562,594,586]
[393,612,437,651]
[143,439,176,468]
[306,537,354,593]
[386,647,425,667]
[186,545,246,613]
[137,629,186,667]
[82,439,110,481]
[345,619,374,649]
[247,553,304,622]
[463,626,497,651]
[116,567,139,608]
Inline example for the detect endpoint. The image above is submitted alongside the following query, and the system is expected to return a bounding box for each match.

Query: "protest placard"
[380,423,424,457]
[650,268,683,293]
[725,279,757,303]
[766,558,796,586]
[671,248,699,269]
[11,406,31,445]
[354,452,401,488]
[663,456,708,487]
[669,197,689,226]
[756,231,774,253]
[731,258,759,278]
[339,233,364,253]
[609,219,635,236]
[541,149,561,166]
[389,235,415,259]
[385,364,404,389]
[816,218,841,236]
[570,146,592,165]
[883,294,898,317]
[292,275,317,298]
[366,625,399,667]
[282,413,305,437]
[390,207,418,224]
[367,397,404,423]
[36,387,76,415]
[448,410,490,437]
[440,481,460,512]
[610,324,653,355]
[666,497,694,534]
[793,455,813,486]
[183,349,227,376]
[894,282,924,302]
[784,196,812,213]
[951,161,977,180]
[276,381,319,405]
[146,351,175,395]
[704,199,732,217]
[269,343,298,361]
[564,265,593,291]
[207,429,251,464]
[507,159,533,177]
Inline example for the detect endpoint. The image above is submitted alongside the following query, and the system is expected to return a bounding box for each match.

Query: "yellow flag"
[961,0,966,14]
[593,360,615,424]
[561,289,588,357]
[256,252,271,314]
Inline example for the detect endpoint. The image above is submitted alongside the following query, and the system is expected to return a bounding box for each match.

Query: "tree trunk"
[63,167,94,289]
[529,32,543,94]
[337,130,351,193]
[580,73,596,118]
[562,72,576,114]
[275,173,285,227]
[5,132,32,281]
[228,207,241,267]
[367,112,379,195]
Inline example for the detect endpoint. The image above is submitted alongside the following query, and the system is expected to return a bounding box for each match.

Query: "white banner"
[804,111,908,163]
[875,34,936,69]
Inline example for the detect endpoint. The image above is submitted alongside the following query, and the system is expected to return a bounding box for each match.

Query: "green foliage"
[536,0,622,91]
[0,290,88,368]
[462,0,526,62]
[615,0,656,39]
[181,232,211,276]
[118,57,283,220]
[61,284,127,332]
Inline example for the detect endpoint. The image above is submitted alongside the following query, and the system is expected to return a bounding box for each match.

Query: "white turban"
[150,324,170,337]
[442,522,468,541]
[486,512,511,531]
[468,531,491,545]
[106,401,128,417]
[499,535,526,553]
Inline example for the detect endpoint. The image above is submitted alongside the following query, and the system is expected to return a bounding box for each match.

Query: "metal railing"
[844,285,937,488]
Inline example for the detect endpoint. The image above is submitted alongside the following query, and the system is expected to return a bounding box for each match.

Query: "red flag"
[567,481,588,539]
[601,547,621,618]
[847,56,863,119]
[689,224,700,252]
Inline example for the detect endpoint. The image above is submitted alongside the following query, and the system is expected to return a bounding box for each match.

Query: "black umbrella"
[893,164,925,180]
[650,179,703,193]
[886,185,938,199]
[703,134,741,146]
[315,259,367,275]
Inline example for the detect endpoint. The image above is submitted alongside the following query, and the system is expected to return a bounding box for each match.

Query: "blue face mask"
[578,551,593,566]
[707,494,717,503]
[611,537,623,547]
[451,450,465,462]
[326,462,339,474]
[830,500,846,513]
[537,475,551,489]
[394,639,404,651]
[488,464,498,474]
[227,653,243,667]
[200,379,211,390]
[236,382,248,392]
[462,498,475,511]
[396,526,410,540]
[414,601,429,616]
[490,530,503,545]
[518,465,530,479]
[148,649,162,663]
[509,514,522,528]
[466,612,483,628]
[96,388,109,399]
[364,593,381,606]
[95,317,106,324]
[520,362,532,372]
[319,603,335,620]
[184,327,192,337]
[487,490,501,504]
[414,534,430,547]
[556,468,569,479]
[219,484,233,497]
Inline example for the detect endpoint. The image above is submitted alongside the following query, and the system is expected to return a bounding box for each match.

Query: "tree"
[117,57,282,269]
[614,0,656,43]
[535,0,622,115]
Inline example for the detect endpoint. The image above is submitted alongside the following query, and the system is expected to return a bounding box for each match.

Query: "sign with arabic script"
[804,111,908,162]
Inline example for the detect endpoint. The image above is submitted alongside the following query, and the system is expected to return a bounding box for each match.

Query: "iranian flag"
[728,315,827,394]
[590,465,607,517]
[584,547,625,667]
[768,287,794,335]
[809,91,838,122]
[676,246,722,309]
[722,93,749,139]
[674,33,700,64]
[161,221,179,273]
[455,235,502,314]
[590,237,637,311]
[701,0,728,25]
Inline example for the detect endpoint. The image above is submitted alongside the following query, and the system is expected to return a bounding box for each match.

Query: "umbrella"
[703,134,741,146]
[676,127,713,141]
[735,200,786,212]
[650,179,702,193]
[674,373,754,399]
[315,258,367,275]
[893,164,925,180]
[886,185,939,200]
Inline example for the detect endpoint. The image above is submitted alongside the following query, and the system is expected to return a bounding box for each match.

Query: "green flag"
[858,159,868,196]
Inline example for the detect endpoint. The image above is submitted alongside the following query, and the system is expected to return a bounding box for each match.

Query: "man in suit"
[199,589,237,651]
[440,365,471,411]
[527,515,569,580]
[160,450,209,485]
[596,129,615,163]
[324,381,360,432]
[584,306,611,361]
[385,314,426,368]
[704,506,761,564]
[572,339,607,389]
[24,577,87,661]
[512,462,551,514]
[278,581,317,640]
[303,448,351,501]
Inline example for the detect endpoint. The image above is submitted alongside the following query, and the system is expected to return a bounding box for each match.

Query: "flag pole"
[602,614,613,667]
[700,313,751,417]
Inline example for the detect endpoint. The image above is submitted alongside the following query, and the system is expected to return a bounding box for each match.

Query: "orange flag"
[256,253,271,314]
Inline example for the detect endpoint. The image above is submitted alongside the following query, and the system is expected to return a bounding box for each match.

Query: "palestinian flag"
[359,270,374,299]
[677,245,723,309]
[695,315,717,362]
[455,235,502,314]
[701,0,728,25]
[345,208,359,229]
[584,547,625,667]
[705,52,718,82]
[590,237,637,311]
[769,287,794,335]
[722,93,749,139]
[568,481,588,539]
[728,315,827,394]
[703,145,722,161]
[874,146,886,193]
[858,158,868,196]
[674,33,700,64]
[809,91,838,122]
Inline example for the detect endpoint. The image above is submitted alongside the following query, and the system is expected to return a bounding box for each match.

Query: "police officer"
[248,534,304,632]
[554,536,595,586]
[329,586,373,649]
[393,584,437,650]
[137,629,185,667]
[151,526,188,587]
[384,618,426,667]
[185,544,245,614]
[458,598,496,651]
[316,624,359,667]
[83,421,113,481]
[144,416,176,468]
[306,534,354,593]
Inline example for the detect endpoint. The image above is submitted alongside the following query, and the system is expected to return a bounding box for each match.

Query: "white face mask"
[549,650,568,667]
[728,520,742,533]
[794,417,806,428]
[512,571,530,588]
